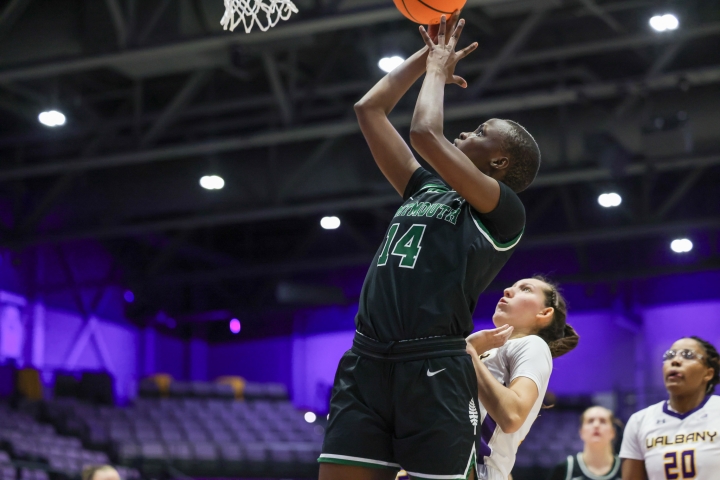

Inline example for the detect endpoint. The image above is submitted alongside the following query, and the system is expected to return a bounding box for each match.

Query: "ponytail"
[533,275,579,358]
[548,324,579,358]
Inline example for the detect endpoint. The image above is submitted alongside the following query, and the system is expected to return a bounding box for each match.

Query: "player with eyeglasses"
[619,336,720,480]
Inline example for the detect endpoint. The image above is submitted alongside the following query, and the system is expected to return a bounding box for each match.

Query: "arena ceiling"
[0,0,719,331]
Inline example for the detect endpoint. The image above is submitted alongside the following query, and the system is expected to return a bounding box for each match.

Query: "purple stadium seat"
[185,430,210,442]
[514,452,535,468]
[233,430,258,442]
[211,383,235,399]
[244,443,268,462]
[109,429,133,442]
[193,443,218,460]
[169,382,193,398]
[190,382,214,397]
[139,442,167,460]
[135,429,160,441]
[1,466,16,480]
[218,444,244,461]
[80,450,109,463]
[267,443,294,463]
[167,442,193,460]
[160,430,185,442]
[117,442,141,462]
[0,452,10,464]
[208,430,232,442]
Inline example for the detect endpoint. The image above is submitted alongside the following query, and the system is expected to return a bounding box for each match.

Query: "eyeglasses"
[662,349,704,363]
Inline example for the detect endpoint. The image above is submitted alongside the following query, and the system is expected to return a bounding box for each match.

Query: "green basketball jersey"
[355,168,525,342]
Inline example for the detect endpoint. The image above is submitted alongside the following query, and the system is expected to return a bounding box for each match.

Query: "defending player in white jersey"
[465,276,579,480]
[620,336,720,480]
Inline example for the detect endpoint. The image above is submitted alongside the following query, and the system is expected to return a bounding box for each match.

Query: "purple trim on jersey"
[477,413,496,462]
[662,395,711,420]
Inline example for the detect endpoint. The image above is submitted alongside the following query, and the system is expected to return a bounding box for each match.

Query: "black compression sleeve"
[474,181,525,243]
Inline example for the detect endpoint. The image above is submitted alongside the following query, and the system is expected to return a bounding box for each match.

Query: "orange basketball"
[393,0,466,25]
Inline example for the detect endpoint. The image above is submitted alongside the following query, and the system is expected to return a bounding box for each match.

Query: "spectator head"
[579,406,620,449]
[82,466,120,480]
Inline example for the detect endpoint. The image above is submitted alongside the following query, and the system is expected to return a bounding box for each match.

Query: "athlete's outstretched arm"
[466,343,538,434]
[410,18,504,214]
[354,15,460,195]
[621,459,648,480]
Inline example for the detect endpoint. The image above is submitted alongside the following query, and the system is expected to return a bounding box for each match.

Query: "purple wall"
[207,336,293,387]
[292,330,354,411]
[549,311,636,395]
[155,333,186,381]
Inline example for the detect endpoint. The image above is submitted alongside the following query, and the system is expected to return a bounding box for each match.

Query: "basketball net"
[221,0,298,33]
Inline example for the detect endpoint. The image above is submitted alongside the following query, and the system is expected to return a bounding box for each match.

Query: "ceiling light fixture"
[320,216,340,230]
[649,14,679,32]
[597,192,622,208]
[38,110,66,127]
[670,238,692,253]
[200,175,225,190]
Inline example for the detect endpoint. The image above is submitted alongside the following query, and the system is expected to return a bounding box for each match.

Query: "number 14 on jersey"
[378,223,427,269]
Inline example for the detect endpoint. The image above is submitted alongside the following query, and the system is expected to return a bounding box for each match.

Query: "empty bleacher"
[0,403,139,480]
[46,395,323,478]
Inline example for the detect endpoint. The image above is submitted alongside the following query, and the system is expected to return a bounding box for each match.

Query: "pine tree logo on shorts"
[469,399,478,435]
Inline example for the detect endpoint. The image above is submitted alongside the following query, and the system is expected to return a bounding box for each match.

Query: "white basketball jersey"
[476,336,552,480]
[620,395,720,480]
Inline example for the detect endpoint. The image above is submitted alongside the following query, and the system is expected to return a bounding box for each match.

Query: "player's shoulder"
[627,399,666,426]
[705,394,720,408]
[403,167,450,199]
[505,335,551,355]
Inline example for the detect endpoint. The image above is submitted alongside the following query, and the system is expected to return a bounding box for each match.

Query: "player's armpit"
[621,459,648,480]
[409,129,501,213]
[354,107,421,196]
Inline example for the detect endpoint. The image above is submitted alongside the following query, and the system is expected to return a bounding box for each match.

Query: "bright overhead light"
[378,56,405,73]
[320,216,340,230]
[649,14,679,32]
[199,175,225,190]
[670,238,693,253]
[229,318,241,334]
[38,110,66,127]
[598,192,622,208]
[304,412,317,423]
[123,290,135,303]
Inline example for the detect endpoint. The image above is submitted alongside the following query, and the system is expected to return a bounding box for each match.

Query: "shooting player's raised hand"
[419,15,478,88]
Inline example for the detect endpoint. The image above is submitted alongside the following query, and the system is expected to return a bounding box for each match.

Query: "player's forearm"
[354,47,429,116]
[409,67,446,140]
[470,353,526,433]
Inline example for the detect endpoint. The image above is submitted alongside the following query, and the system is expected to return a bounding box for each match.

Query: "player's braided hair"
[689,335,719,395]
[499,119,541,193]
[532,275,578,358]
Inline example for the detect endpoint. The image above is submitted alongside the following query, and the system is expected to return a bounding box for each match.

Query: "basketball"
[393,0,467,25]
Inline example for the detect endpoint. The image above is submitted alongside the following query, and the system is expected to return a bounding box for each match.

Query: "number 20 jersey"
[355,168,525,343]
[619,395,720,480]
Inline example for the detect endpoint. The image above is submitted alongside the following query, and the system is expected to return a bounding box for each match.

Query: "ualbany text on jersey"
[646,431,717,449]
